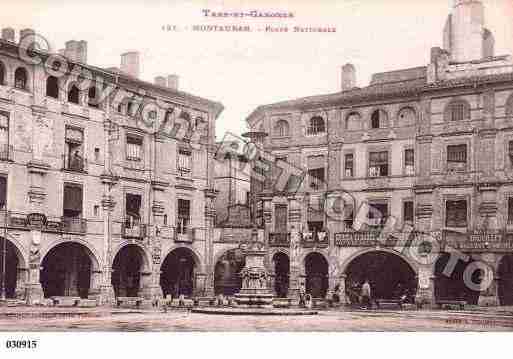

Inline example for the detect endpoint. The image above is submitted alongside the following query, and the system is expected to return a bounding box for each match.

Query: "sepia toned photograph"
[0,0,513,342]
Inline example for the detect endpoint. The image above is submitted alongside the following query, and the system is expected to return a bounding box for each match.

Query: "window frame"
[46,75,59,99]
[306,116,326,136]
[368,150,389,177]
[273,119,290,138]
[444,198,469,229]
[126,133,144,162]
[177,198,191,234]
[177,147,192,177]
[404,147,415,176]
[14,67,28,90]
[344,152,354,178]
[446,143,468,172]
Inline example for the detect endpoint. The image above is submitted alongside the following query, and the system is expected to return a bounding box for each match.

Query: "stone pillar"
[15,267,28,300]
[288,195,303,300]
[195,273,206,296]
[26,230,44,305]
[415,264,435,308]
[203,188,218,297]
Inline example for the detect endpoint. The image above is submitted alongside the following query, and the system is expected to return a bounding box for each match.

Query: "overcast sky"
[1,0,512,139]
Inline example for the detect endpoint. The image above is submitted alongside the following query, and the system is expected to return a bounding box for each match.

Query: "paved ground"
[0,307,512,331]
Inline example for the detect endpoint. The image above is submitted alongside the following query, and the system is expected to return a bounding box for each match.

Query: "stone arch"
[40,240,100,299]
[160,245,203,273]
[160,246,200,298]
[0,235,28,299]
[505,94,513,118]
[369,108,389,129]
[396,106,417,127]
[340,247,419,276]
[343,249,418,301]
[111,241,151,272]
[0,60,6,85]
[303,251,329,298]
[497,253,513,306]
[3,233,28,269]
[40,238,101,270]
[272,251,290,298]
[214,248,246,296]
[345,111,362,131]
[444,98,471,122]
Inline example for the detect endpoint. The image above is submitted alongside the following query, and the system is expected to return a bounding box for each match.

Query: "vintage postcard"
[0,0,512,353]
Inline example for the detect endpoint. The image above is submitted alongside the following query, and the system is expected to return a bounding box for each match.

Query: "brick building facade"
[246,0,513,306]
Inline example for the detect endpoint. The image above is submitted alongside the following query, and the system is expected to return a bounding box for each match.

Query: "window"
[94,147,100,162]
[446,200,467,227]
[64,127,85,171]
[404,148,414,175]
[88,86,99,108]
[63,184,83,218]
[508,141,513,166]
[403,201,414,224]
[177,148,192,176]
[0,176,6,210]
[307,116,325,135]
[0,113,9,161]
[508,198,513,224]
[445,100,470,122]
[368,202,388,228]
[447,144,467,171]
[307,221,324,233]
[0,62,4,85]
[46,76,59,98]
[345,112,361,131]
[125,193,142,228]
[68,84,80,104]
[126,135,143,161]
[117,103,124,113]
[344,203,354,229]
[370,109,387,129]
[307,155,325,190]
[274,204,288,233]
[14,67,27,90]
[177,199,190,234]
[148,110,157,120]
[93,205,99,217]
[369,151,388,177]
[273,120,290,137]
[344,153,354,177]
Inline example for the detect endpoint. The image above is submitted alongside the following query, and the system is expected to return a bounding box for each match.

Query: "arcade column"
[287,195,303,300]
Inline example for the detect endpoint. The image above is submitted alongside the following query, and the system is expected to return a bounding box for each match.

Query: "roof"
[246,65,513,125]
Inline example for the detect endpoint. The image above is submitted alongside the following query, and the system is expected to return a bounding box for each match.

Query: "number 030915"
[5,340,38,349]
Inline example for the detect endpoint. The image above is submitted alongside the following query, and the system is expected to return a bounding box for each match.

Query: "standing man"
[361,279,371,310]
[299,282,306,307]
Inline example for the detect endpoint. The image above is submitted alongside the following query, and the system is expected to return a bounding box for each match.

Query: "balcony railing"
[61,217,87,234]
[0,144,13,162]
[174,227,195,243]
[122,219,147,239]
[301,231,329,248]
[62,154,87,172]
[269,233,290,247]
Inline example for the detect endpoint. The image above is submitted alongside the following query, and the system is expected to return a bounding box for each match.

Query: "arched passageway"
[160,248,197,298]
[498,254,513,306]
[434,253,481,305]
[112,245,145,297]
[345,251,417,301]
[214,249,245,296]
[0,238,21,299]
[40,242,93,298]
[304,252,329,298]
[273,252,289,298]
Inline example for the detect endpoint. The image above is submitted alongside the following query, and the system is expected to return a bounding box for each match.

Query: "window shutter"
[63,185,83,212]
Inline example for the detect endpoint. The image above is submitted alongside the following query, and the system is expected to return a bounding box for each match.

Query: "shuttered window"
[446,200,467,227]
[63,185,83,214]
[274,204,288,233]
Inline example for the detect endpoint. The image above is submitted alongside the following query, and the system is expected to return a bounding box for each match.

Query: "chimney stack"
[154,76,166,87]
[64,40,87,63]
[341,63,356,91]
[120,51,140,78]
[1,28,15,42]
[167,74,179,90]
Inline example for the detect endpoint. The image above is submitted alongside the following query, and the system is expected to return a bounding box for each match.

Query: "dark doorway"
[112,245,144,297]
[434,253,481,305]
[498,254,513,306]
[40,242,92,298]
[345,251,417,301]
[214,249,245,296]
[305,252,329,298]
[160,248,196,298]
[0,238,19,299]
[273,252,289,298]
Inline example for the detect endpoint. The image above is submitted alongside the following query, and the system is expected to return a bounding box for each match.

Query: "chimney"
[120,51,140,78]
[1,28,15,42]
[167,74,179,90]
[450,0,484,62]
[341,63,356,91]
[154,76,166,87]
[19,28,35,43]
[64,40,87,63]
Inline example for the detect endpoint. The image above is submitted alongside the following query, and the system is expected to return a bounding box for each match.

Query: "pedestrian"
[299,282,306,307]
[361,279,372,310]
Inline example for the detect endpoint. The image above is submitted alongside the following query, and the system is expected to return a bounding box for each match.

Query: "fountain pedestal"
[234,252,274,308]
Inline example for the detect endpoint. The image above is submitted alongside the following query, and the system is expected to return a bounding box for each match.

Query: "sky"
[1,0,512,139]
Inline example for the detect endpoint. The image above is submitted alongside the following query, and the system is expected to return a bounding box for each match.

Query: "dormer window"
[307,116,325,135]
